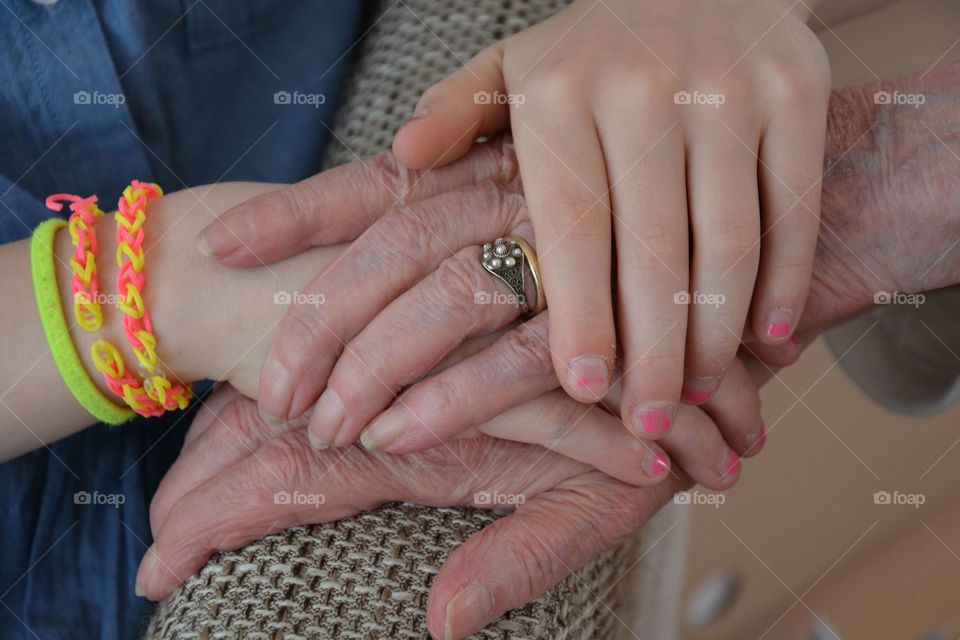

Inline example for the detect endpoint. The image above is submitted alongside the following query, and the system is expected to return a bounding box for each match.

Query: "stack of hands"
[0,2,955,639]
[121,58,960,639]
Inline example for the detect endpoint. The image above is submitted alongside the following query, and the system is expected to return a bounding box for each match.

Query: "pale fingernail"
[398,109,429,132]
[646,452,671,479]
[567,355,609,400]
[765,308,795,340]
[631,402,677,437]
[444,581,495,640]
[197,213,247,258]
[259,359,294,423]
[308,432,329,450]
[360,410,408,452]
[258,406,285,428]
[311,388,344,445]
[681,376,720,404]
[721,450,741,479]
[136,544,159,598]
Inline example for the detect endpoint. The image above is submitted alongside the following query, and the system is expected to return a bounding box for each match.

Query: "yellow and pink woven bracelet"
[38,181,192,421]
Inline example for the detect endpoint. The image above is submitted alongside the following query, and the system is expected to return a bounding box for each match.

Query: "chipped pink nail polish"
[681,376,720,404]
[632,403,677,437]
[567,355,609,400]
[765,308,795,340]
[721,450,741,479]
[787,334,801,348]
[648,452,670,478]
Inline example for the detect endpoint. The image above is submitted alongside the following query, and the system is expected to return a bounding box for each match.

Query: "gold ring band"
[504,235,546,314]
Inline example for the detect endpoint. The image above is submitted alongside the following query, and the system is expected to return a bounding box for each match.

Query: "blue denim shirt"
[0,2,361,637]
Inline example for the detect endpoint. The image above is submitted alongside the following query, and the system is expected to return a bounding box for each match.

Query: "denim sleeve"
[0,177,61,243]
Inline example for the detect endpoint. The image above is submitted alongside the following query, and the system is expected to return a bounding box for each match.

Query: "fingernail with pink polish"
[721,450,741,479]
[787,334,801,348]
[765,309,795,340]
[632,402,677,437]
[567,355,609,400]
[681,376,720,404]
[646,452,671,479]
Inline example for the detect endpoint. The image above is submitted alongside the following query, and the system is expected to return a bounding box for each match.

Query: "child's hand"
[393,0,830,436]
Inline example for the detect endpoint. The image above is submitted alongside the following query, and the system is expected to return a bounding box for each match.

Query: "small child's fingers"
[741,333,804,369]
[660,355,770,491]
[681,122,761,405]
[698,357,765,459]
[660,405,741,492]
[751,82,830,345]
[393,41,510,170]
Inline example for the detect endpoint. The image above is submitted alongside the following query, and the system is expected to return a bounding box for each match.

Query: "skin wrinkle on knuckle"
[496,523,563,598]
[273,184,322,242]
[258,436,319,495]
[497,320,554,380]
[534,483,636,553]
[410,374,463,426]
[460,178,526,234]
[371,205,441,274]
[363,150,417,204]
[432,253,487,320]
[401,443,490,504]
[282,303,334,360]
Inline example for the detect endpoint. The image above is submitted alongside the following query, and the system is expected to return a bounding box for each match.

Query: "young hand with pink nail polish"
[391,0,896,446]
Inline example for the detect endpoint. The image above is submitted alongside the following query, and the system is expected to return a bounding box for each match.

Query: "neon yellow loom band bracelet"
[31,218,134,425]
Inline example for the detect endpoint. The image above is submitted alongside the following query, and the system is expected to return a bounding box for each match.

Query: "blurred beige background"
[677,1,960,638]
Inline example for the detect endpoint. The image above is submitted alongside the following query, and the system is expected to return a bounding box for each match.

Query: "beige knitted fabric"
[145,1,687,638]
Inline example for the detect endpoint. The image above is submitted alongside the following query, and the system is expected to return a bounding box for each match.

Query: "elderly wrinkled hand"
[141,356,769,639]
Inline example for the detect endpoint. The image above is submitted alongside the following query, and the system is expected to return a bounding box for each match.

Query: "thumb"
[427,472,689,640]
[393,41,511,170]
